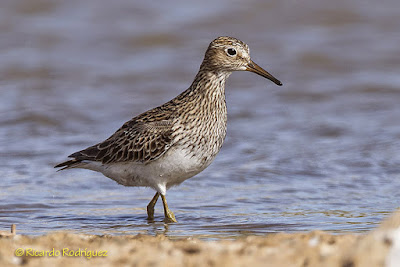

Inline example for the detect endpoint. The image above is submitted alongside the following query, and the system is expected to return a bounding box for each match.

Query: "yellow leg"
[147,192,160,221]
[161,194,177,223]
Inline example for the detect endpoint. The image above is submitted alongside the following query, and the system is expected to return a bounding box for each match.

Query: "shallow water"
[1,0,400,239]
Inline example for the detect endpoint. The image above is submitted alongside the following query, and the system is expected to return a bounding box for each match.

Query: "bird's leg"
[147,192,160,221]
[161,194,177,223]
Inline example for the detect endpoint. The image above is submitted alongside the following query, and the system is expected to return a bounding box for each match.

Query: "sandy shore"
[1,209,399,267]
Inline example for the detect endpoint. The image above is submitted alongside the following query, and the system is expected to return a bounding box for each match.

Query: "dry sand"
[1,209,399,267]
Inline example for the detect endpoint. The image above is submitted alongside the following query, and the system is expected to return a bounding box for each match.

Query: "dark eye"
[227,48,236,56]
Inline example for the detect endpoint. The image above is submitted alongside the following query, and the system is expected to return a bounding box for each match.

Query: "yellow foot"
[146,192,160,221]
[147,208,155,221]
[163,209,177,223]
[161,194,178,223]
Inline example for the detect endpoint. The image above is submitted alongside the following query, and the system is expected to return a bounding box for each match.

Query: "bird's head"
[202,36,282,86]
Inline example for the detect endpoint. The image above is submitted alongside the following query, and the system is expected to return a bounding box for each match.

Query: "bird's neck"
[190,68,231,96]
[170,68,231,115]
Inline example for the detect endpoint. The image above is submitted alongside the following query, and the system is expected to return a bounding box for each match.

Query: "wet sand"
[1,209,399,267]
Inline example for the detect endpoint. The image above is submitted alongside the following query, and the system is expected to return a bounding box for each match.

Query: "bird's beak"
[246,60,282,86]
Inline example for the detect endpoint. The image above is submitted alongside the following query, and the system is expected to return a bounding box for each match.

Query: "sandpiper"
[55,36,282,223]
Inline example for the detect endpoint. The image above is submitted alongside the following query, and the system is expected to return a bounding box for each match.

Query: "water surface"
[1,0,400,239]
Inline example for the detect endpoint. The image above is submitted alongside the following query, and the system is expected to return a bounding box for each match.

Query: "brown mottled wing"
[69,119,174,164]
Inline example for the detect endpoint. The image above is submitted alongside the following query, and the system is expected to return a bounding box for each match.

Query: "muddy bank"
[1,209,399,267]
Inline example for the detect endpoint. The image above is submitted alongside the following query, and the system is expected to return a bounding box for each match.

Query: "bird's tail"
[54,159,82,171]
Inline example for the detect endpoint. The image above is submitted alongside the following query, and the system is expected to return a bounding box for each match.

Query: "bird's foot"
[163,209,177,223]
[146,192,160,221]
[161,194,177,223]
[146,208,155,221]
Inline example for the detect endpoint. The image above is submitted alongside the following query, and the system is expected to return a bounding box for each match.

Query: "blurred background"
[0,0,399,238]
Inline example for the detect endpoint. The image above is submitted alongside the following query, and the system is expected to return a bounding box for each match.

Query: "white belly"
[78,146,214,195]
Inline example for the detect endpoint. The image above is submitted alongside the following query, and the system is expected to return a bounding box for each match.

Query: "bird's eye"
[226,48,236,56]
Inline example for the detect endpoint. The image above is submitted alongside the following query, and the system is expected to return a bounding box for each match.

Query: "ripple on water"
[1,0,400,239]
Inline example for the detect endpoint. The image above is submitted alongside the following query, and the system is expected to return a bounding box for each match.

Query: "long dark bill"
[246,60,282,86]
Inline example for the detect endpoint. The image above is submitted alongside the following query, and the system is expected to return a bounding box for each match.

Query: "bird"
[55,36,282,223]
